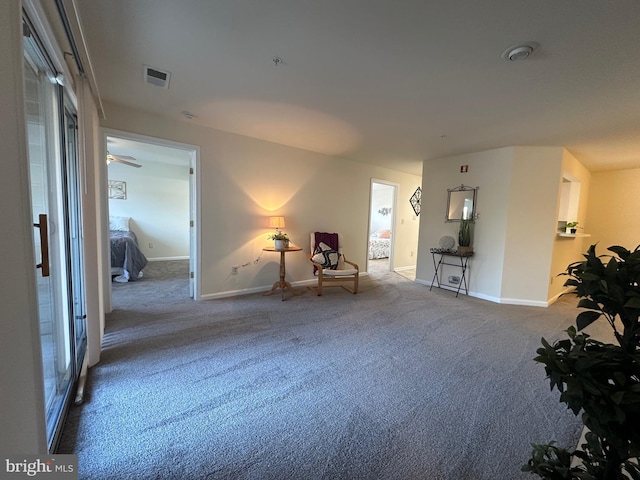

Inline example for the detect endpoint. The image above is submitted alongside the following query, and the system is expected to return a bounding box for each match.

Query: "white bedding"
[368,237,391,259]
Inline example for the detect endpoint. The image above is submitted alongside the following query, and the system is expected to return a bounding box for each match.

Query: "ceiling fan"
[106,151,141,168]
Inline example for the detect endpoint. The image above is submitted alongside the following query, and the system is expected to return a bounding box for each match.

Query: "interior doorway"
[103,130,200,305]
[368,180,398,273]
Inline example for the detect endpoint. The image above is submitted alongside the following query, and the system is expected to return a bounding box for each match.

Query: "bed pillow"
[378,229,391,238]
[110,216,131,232]
[311,242,340,270]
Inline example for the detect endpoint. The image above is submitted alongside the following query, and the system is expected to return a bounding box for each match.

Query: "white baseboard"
[497,297,549,307]
[394,265,416,272]
[415,278,552,307]
[201,284,280,300]
[199,273,368,301]
[547,287,573,306]
[147,256,190,262]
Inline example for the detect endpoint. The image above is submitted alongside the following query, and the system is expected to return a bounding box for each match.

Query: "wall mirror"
[446,184,478,222]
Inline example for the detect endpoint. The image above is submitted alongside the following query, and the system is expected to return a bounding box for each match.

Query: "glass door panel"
[24,25,74,448]
[64,108,87,372]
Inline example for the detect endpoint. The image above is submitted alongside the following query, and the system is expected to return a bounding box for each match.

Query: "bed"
[368,230,392,259]
[110,216,148,282]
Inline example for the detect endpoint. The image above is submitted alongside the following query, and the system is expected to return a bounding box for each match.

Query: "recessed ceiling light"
[182,111,197,120]
[501,42,540,61]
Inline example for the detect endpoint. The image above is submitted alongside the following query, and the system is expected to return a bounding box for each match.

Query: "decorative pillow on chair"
[312,242,340,270]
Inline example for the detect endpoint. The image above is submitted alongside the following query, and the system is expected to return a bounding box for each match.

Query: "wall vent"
[143,65,171,89]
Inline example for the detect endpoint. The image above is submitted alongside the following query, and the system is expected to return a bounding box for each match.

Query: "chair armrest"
[307,254,324,276]
[342,255,359,271]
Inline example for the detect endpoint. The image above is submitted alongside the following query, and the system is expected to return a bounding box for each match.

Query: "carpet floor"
[58,260,607,479]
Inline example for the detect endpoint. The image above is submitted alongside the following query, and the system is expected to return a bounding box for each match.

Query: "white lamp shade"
[268,216,286,229]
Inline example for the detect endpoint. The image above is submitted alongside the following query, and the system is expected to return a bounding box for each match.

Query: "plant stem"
[604,445,622,480]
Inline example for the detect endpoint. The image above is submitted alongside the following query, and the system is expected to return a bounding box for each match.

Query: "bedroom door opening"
[368,180,398,273]
[105,131,199,302]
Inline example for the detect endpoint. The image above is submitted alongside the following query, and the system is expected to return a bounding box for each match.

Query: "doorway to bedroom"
[368,180,397,274]
[105,132,199,306]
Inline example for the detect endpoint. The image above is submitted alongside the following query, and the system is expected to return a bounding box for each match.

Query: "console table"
[430,250,473,297]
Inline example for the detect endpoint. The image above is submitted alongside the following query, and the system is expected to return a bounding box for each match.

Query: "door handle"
[34,213,50,277]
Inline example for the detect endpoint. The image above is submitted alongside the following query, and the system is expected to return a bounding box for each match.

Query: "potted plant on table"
[457,216,473,255]
[565,221,580,234]
[523,244,640,480]
[268,231,290,250]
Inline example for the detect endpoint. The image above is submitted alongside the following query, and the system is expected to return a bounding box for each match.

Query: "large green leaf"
[624,297,640,309]
[580,272,603,281]
[577,298,601,311]
[576,311,602,331]
[608,245,631,259]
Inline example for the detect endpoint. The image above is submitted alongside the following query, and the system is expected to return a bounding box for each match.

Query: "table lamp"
[268,216,286,232]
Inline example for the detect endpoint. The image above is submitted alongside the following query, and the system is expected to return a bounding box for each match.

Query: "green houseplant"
[523,244,640,480]
[268,231,289,249]
[566,222,581,234]
[457,216,473,255]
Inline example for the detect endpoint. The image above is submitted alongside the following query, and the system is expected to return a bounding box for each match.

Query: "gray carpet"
[58,261,606,479]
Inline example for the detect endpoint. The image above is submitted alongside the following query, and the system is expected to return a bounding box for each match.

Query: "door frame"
[101,128,201,310]
[368,179,399,272]
[22,6,90,450]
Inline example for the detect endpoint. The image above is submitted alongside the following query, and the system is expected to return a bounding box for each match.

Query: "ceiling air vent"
[143,65,171,89]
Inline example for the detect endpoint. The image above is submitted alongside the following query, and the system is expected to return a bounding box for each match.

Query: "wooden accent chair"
[308,232,359,296]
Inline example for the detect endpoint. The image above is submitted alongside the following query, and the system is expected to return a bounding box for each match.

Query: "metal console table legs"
[430,251,472,297]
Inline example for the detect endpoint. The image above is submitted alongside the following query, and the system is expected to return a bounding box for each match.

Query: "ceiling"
[76,0,640,176]
[107,137,192,167]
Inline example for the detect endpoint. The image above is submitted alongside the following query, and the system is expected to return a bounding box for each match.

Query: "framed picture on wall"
[108,180,127,200]
[410,187,421,216]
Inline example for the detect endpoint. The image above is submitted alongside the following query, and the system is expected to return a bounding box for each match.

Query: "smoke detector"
[501,42,540,61]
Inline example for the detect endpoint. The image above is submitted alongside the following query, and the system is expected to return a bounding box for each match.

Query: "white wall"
[417,147,514,301]
[98,102,421,298]
[586,167,640,252]
[417,146,574,306]
[108,159,190,260]
[548,150,592,301]
[0,0,48,453]
[370,183,394,234]
[502,147,564,304]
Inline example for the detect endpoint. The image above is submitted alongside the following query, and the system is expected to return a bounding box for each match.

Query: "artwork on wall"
[108,180,127,200]
[410,187,421,216]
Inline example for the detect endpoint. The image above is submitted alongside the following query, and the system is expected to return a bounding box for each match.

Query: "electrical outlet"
[410,250,414,257]
[148,242,154,248]
[231,265,239,274]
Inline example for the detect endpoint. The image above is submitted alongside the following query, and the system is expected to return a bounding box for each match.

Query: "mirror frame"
[445,184,478,222]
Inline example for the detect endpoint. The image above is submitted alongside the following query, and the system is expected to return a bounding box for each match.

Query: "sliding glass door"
[23,17,86,450]
[64,108,87,374]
